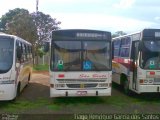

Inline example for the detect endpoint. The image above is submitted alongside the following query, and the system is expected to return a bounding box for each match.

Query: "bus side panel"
[18,62,32,92]
[112,58,131,85]
[112,60,121,84]
[0,84,16,100]
[0,70,17,100]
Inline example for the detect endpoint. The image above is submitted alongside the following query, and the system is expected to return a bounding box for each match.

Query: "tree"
[31,11,61,45]
[0,8,61,65]
[31,11,61,64]
[0,8,38,64]
[6,10,38,44]
[0,8,28,32]
[112,31,127,38]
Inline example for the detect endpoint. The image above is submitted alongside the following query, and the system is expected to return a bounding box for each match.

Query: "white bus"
[0,33,32,100]
[112,29,160,94]
[49,29,112,97]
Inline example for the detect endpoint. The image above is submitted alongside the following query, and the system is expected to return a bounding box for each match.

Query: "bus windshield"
[83,41,111,71]
[51,40,111,71]
[141,40,160,69]
[0,37,14,73]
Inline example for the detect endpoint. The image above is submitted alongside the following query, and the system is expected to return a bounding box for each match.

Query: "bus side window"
[113,39,121,57]
[16,41,22,62]
[29,46,32,59]
[27,45,30,59]
[25,44,28,61]
[120,37,131,58]
[22,43,28,62]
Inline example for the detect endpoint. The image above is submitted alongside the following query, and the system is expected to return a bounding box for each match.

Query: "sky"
[0,0,160,33]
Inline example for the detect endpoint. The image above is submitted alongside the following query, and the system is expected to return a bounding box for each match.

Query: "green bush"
[33,64,49,71]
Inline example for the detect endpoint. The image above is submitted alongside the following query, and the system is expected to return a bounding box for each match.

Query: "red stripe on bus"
[113,58,136,72]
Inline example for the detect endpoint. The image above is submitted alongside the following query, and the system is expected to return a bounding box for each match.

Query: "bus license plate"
[77,91,87,95]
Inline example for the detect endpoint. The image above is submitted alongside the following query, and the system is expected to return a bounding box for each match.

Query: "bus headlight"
[144,80,148,83]
[148,80,153,83]
[99,83,109,87]
[0,80,15,84]
[139,79,153,84]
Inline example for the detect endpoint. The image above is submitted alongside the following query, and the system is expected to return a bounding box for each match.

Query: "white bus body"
[0,33,32,100]
[49,29,112,97]
[112,29,160,94]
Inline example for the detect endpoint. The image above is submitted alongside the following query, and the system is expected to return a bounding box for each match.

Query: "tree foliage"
[0,8,37,44]
[0,8,61,47]
[0,8,61,64]
[112,31,127,38]
[0,8,28,32]
[31,11,61,46]
[6,10,38,44]
[31,11,61,64]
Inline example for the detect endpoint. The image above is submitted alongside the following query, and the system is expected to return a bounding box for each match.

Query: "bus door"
[131,41,139,90]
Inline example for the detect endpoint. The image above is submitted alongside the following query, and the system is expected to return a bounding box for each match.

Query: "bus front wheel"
[124,80,130,95]
[16,83,21,97]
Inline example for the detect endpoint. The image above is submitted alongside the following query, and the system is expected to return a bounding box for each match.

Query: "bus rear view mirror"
[16,63,20,68]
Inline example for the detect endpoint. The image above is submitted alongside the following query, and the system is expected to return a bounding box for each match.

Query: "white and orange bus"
[49,29,112,97]
[0,33,32,100]
[112,29,160,94]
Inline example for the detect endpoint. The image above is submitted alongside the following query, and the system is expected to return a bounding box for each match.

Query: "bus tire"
[27,74,31,86]
[124,80,131,95]
[16,83,21,97]
[28,73,31,82]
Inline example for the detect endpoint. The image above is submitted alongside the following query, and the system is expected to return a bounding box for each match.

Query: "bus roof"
[0,33,31,45]
[52,29,111,33]
[51,29,111,40]
[112,31,141,40]
[112,28,160,40]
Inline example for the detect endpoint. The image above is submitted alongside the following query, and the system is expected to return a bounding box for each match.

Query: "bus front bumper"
[50,88,111,97]
[0,84,16,101]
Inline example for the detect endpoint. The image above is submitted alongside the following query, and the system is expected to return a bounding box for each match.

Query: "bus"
[112,28,160,94]
[0,33,33,100]
[49,29,112,97]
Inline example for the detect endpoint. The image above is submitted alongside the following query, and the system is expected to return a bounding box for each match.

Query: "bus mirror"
[17,47,22,61]
[43,42,49,52]
[16,63,20,68]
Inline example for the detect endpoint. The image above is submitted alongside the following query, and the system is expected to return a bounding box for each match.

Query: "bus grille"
[66,84,98,88]
[57,79,106,83]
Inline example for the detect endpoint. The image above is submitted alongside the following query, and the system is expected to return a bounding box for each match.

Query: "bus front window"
[141,40,160,69]
[0,38,14,73]
[83,41,111,71]
[52,41,81,71]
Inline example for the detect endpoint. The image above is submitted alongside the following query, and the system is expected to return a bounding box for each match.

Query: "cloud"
[155,17,160,21]
[51,12,159,33]
[0,0,35,16]
[1,0,160,34]
[113,0,135,9]
[40,0,101,3]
